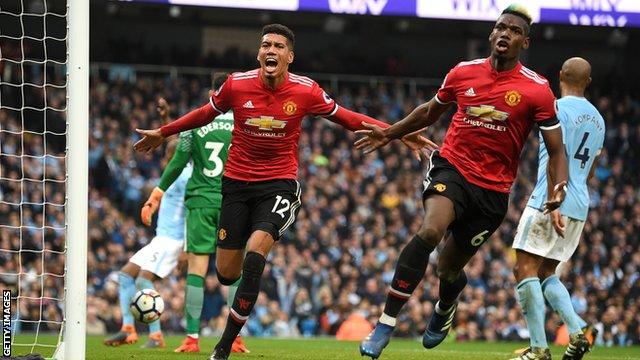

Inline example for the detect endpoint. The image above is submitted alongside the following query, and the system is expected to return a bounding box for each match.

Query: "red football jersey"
[210,69,337,181]
[436,58,556,193]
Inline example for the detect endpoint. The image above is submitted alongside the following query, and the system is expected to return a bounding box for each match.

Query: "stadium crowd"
[1,67,639,347]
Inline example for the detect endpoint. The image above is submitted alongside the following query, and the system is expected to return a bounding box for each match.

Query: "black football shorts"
[217,176,301,250]
[422,151,508,254]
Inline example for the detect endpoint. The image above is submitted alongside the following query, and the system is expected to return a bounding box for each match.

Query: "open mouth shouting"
[264,57,279,73]
[496,39,510,53]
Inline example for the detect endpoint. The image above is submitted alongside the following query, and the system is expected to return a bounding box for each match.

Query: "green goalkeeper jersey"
[158,111,233,209]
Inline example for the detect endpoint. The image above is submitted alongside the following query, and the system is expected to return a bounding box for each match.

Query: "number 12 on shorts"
[271,195,291,218]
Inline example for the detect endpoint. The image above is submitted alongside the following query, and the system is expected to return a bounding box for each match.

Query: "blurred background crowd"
[2,62,638,346]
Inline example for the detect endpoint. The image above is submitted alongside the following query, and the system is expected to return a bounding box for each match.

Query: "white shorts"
[512,207,585,262]
[130,236,184,278]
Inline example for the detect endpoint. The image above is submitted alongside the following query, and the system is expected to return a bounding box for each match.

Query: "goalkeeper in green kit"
[143,74,249,354]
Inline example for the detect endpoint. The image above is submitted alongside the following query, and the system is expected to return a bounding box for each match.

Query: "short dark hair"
[501,4,532,34]
[261,24,295,49]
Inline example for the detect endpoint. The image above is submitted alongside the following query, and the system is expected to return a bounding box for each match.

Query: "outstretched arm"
[136,82,231,154]
[354,97,449,154]
[328,106,438,158]
[134,103,218,153]
[384,97,450,140]
[326,106,390,131]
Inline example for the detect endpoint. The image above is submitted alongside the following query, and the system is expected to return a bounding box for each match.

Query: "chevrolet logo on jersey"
[245,116,287,131]
[465,105,509,122]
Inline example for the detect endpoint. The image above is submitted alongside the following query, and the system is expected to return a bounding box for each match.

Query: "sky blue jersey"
[155,164,192,240]
[527,96,605,221]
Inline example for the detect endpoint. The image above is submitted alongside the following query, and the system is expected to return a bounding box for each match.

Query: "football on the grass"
[130,288,164,323]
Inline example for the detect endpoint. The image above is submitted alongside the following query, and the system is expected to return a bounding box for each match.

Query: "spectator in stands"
[1,69,638,346]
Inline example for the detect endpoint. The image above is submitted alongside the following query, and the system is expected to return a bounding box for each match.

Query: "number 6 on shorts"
[471,230,489,247]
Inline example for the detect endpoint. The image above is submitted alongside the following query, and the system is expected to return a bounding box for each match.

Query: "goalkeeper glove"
[141,187,164,226]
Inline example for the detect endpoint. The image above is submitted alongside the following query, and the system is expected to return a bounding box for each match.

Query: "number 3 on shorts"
[271,195,291,219]
[471,230,489,247]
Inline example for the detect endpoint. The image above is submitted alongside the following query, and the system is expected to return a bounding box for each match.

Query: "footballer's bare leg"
[422,234,471,349]
[187,253,210,277]
[121,261,141,278]
[514,249,545,282]
[538,258,559,282]
[216,248,244,283]
[361,195,454,358]
[212,230,275,359]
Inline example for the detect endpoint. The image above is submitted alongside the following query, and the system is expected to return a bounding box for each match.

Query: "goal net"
[0,0,87,359]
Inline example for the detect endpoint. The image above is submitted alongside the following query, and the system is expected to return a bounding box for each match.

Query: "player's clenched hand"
[354,122,391,154]
[134,128,165,153]
[401,130,439,161]
[156,98,171,123]
[543,180,567,214]
[140,187,164,226]
[550,209,565,237]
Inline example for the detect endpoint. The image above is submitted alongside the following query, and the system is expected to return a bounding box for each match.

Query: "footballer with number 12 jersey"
[134,24,434,360]
[207,68,339,181]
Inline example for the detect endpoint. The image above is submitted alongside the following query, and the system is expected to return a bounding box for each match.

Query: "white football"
[130,288,164,324]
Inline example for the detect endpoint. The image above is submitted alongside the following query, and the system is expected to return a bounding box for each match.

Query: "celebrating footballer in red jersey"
[435,57,557,193]
[205,69,341,181]
[358,5,568,360]
[134,24,435,360]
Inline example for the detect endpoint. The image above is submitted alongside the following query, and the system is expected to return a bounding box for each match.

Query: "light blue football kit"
[513,95,605,348]
[155,165,192,240]
[123,164,192,332]
[527,96,605,221]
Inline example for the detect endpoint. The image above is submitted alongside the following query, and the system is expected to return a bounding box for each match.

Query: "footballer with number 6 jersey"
[134,24,435,360]
[357,5,568,360]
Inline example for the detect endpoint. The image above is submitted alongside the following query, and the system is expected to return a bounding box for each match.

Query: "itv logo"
[327,0,389,15]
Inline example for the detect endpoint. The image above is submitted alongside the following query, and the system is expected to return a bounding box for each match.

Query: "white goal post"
[0,0,88,358]
[63,0,88,358]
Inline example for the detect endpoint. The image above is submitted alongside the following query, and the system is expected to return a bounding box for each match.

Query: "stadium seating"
[1,69,638,346]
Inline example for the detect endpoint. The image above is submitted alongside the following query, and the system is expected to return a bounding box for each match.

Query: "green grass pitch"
[10,335,640,359]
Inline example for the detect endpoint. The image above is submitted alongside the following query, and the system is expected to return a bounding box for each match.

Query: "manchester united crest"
[283,100,297,116]
[434,183,447,192]
[504,90,522,107]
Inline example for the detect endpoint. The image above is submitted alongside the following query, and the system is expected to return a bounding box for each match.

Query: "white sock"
[379,313,397,327]
[187,333,199,339]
